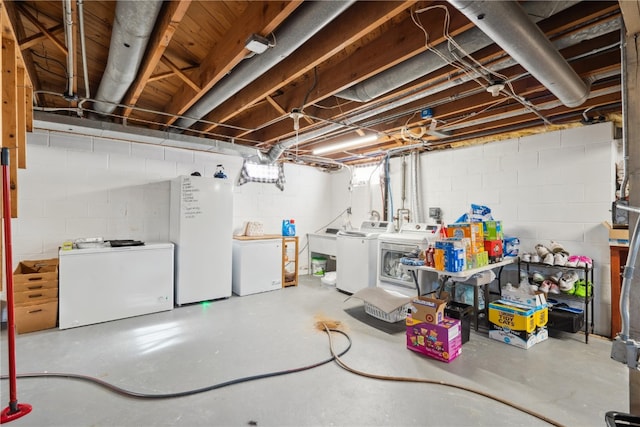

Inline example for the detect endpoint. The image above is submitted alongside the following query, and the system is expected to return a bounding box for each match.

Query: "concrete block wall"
[338,122,616,336]
[428,123,615,336]
[10,127,335,278]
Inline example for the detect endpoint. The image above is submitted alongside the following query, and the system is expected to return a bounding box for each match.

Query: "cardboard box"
[410,296,447,325]
[488,299,548,349]
[484,239,503,263]
[500,289,547,308]
[469,251,489,269]
[446,223,484,253]
[15,299,58,334]
[406,316,462,363]
[435,239,467,272]
[602,221,629,244]
[482,220,503,241]
[13,258,59,285]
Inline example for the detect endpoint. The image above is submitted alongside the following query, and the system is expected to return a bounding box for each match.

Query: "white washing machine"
[377,222,440,296]
[336,220,393,294]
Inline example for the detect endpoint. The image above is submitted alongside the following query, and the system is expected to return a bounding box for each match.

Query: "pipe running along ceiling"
[6,0,625,168]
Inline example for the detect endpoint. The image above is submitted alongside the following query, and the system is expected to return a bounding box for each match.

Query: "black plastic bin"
[548,305,584,333]
[445,301,472,344]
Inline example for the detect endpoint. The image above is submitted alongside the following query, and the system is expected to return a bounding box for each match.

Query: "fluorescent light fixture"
[245,34,270,54]
[313,134,379,155]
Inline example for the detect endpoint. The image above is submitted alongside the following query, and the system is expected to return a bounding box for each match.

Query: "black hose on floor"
[320,324,565,427]
[2,325,566,426]
[0,328,352,399]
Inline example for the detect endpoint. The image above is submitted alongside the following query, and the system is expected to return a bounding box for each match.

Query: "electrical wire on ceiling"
[33,91,276,146]
[311,96,355,110]
[411,5,553,128]
[30,49,68,80]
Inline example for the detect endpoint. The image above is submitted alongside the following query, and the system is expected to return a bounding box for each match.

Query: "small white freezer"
[232,236,282,296]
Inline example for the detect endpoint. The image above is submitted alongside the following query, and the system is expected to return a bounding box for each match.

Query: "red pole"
[1,147,32,422]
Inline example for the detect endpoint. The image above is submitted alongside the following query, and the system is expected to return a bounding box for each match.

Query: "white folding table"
[403,257,517,330]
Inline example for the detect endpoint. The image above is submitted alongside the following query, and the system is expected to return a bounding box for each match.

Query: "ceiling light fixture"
[486,81,505,97]
[245,34,270,54]
[312,134,379,155]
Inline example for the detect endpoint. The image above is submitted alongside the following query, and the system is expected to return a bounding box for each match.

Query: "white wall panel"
[93,137,131,156]
[331,122,616,336]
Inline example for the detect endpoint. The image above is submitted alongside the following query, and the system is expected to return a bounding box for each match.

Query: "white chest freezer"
[232,237,282,296]
[58,243,174,329]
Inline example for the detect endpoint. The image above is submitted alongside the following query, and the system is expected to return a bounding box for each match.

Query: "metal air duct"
[93,1,163,115]
[261,15,617,163]
[172,1,355,131]
[337,1,578,103]
[448,0,589,108]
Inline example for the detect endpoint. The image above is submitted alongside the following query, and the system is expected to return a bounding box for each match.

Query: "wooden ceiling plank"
[160,55,200,92]
[199,0,422,134]
[205,2,472,139]
[258,16,619,142]
[122,0,193,118]
[162,0,302,127]
[17,3,67,56]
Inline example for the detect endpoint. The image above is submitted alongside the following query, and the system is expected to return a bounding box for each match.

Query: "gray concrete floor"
[1,275,630,427]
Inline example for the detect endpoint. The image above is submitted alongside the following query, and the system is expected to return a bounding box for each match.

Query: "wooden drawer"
[14,280,58,293]
[14,288,59,305]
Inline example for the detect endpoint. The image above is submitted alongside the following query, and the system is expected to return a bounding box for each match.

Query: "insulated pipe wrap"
[174,1,355,131]
[447,0,590,108]
[93,1,163,115]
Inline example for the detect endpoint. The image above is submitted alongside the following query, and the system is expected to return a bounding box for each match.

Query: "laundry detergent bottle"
[282,219,296,236]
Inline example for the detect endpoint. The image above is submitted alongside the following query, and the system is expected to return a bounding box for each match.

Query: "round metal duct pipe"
[447,0,589,108]
[93,1,163,115]
[173,1,355,131]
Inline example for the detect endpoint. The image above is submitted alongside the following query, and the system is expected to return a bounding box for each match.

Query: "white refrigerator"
[170,175,233,305]
[232,238,282,296]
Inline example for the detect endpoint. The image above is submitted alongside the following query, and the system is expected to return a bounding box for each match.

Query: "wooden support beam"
[2,36,17,217]
[19,24,64,50]
[17,66,25,168]
[148,66,197,83]
[9,146,16,217]
[2,36,17,149]
[25,83,32,132]
[265,95,313,126]
[162,1,301,127]
[122,0,192,118]
[17,3,67,55]
[160,56,200,92]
